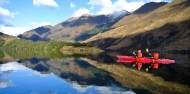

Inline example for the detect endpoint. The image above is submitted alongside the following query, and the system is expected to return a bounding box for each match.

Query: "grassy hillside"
[2,39,92,59]
[0,32,18,45]
[75,23,112,41]
[83,0,190,52]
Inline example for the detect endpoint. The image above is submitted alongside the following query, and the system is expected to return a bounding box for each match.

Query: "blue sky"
[0,0,172,36]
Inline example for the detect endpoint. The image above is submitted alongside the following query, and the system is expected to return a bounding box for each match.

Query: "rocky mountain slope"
[18,2,169,44]
[83,0,190,51]
[18,14,118,42]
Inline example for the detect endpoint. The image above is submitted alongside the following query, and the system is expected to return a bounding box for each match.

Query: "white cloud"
[28,70,53,77]
[72,82,136,94]
[113,0,145,12]
[149,0,163,2]
[0,21,51,36]
[72,82,90,93]
[29,21,51,29]
[33,0,59,8]
[0,26,27,36]
[88,0,145,15]
[0,62,28,72]
[73,8,90,17]
[0,81,11,89]
[0,7,14,27]
[88,0,112,8]
[90,6,94,10]
[0,7,14,18]
[70,2,76,8]
[96,86,135,94]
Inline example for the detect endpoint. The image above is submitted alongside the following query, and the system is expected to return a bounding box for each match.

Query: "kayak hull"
[117,55,175,64]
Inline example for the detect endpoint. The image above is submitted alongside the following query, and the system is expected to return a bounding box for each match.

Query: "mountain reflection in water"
[0,58,136,94]
[0,50,190,94]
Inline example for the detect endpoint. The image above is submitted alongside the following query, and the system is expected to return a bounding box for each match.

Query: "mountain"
[18,25,52,41]
[18,14,113,42]
[0,32,18,46]
[74,11,130,41]
[0,32,18,40]
[83,0,190,51]
[134,2,167,14]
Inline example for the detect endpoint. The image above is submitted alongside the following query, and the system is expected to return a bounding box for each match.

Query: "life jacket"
[153,63,159,69]
[152,53,159,59]
[137,62,142,70]
[137,52,142,58]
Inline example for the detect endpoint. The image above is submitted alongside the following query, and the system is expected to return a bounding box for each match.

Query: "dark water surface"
[0,50,190,94]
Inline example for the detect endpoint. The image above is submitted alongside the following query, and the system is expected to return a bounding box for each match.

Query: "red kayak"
[117,51,175,70]
[117,55,175,64]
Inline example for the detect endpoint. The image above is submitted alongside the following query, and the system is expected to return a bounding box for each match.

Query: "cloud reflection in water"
[72,82,135,94]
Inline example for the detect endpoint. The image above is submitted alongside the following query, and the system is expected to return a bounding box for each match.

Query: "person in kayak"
[133,50,142,58]
[152,53,159,59]
[148,52,159,69]
[133,50,143,69]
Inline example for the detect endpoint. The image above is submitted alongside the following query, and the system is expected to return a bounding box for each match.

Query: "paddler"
[152,52,159,59]
[132,50,142,69]
[133,50,142,58]
[137,50,142,58]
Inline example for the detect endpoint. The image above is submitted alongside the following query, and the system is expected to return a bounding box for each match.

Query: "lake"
[0,50,190,94]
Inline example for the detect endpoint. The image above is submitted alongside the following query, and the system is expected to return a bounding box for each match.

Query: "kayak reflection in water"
[117,49,175,72]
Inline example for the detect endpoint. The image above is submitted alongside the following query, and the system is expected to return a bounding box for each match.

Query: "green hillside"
[2,39,92,59]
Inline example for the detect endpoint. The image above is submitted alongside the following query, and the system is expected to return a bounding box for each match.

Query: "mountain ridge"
[83,0,190,51]
[18,14,113,42]
[134,2,167,14]
[18,1,168,42]
[17,1,190,51]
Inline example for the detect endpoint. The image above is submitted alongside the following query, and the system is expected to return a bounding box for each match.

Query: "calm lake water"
[0,51,190,94]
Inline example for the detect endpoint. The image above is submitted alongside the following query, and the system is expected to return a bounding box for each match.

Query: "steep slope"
[18,25,52,41]
[49,15,111,42]
[0,32,18,46]
[83,0,190,51]
[19,14,112,42]
[134,2,167,14]
[75,12,130,41]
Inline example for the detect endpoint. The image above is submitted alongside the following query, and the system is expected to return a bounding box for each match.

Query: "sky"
[0,0,172,36]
